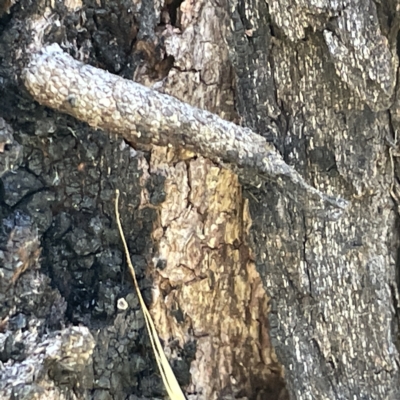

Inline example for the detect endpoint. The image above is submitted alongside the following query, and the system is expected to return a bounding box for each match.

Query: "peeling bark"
[149,148,285,398]
[1,0,400,399]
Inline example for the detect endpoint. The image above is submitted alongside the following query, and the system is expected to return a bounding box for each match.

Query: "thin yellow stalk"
[115,189,186,400]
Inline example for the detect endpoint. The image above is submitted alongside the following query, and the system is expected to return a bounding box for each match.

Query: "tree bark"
[1,0,400,399]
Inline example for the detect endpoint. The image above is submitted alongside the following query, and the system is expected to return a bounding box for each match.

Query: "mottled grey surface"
[1,0,400,398]
[0,325,95,399]
[23,44,347,212]
[227,0,400,398]
[0,118,22,177]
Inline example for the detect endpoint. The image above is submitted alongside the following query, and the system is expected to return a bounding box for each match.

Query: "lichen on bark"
[2,0,400,399]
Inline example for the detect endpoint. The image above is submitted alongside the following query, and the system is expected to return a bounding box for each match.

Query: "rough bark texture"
[23,44,346,211]
[1,0,400,399]
[230,0,400,399]
[148,148,285,398]
[1,0,288,399]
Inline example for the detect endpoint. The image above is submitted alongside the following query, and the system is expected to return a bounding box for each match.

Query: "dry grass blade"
[115,189,186,400]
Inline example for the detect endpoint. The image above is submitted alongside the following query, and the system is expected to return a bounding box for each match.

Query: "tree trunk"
[0,0,399,399]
